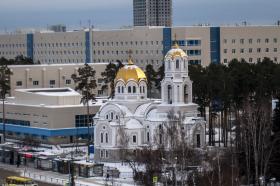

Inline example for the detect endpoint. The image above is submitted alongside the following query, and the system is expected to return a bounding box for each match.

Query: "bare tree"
[71,64,97,156]
[0,65,12,142]
[240,99,277,185]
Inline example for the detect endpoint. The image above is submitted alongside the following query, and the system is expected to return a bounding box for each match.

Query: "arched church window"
[167,85,172,104]
[101,133,103,143]
[118,86,120,93]
[116,115,119,120]
[196,134,201,147]
[132,135,137,143]
[110,112,114,120]
[122,86,124,93]
[143,86,145,93]
[147,131,150,142]
[176,59,179,69]
[140,86,142,93]
[128,86,131,93]
[105,132,108,143]
[133,86,136,93]
[106,115,109,119]
[184,84,188,103]
[177,85,180,102]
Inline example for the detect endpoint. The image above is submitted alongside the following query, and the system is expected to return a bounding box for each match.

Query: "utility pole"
[68,151,75,186]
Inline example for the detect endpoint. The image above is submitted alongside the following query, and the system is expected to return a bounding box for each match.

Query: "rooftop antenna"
[88,19,91,31]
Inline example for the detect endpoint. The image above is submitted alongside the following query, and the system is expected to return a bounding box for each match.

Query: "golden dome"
[115,59,147,83]
[165,43,187,59]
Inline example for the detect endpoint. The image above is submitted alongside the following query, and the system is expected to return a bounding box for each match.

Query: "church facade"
[93,44,206,162]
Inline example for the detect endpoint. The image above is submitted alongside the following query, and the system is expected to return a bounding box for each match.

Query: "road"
[0,168,58,186]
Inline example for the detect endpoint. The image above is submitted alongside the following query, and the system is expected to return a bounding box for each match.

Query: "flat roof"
[16,87,80,97]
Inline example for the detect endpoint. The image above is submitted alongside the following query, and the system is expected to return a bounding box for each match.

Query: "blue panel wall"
[85,31,91,63]
[26,33,34,60]
[210,27,221,64]
[0,123,93,137]
[163,27,172,56]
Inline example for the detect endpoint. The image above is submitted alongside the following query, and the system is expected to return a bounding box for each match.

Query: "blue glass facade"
[210,27,221,64]
[173,40,201,46]
[85,31,91,63]
[162,28,172,55]
[26,33,34,60]
[75,114,94,127]
[0,123,92,137]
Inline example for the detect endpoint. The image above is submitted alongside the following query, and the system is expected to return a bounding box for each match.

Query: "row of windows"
[167,59,188,70]
[0,43,25,48]
[224,48,278,54]
[100,149,109,159]
[93,49,201,56]
[16,79,72,87]
[105,112,119,120]
[187,50,201,56]
[117,86,146,94]
[189,60,202,65]
[100,132,137,144]
[0,51,25,55]
[223,57,278,63]
[35,42,83,48]
[93,59,160,65]
[223,38,278,44]
[34,50,84,55]
[40,59,84,63]
[100,132,108,143]
[0,118,30,126]
[75,114,95,127]
[93,50,161,56]
[173,40,201,46]
[93,40,160,47]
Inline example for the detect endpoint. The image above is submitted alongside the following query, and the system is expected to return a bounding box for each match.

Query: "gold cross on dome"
[173,34,179,49]
[127,49,134,65]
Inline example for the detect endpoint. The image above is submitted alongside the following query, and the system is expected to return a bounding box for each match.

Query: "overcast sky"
[0,0,279,31]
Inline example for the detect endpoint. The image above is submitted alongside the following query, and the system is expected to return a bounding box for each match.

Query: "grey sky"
[0,0,279,31]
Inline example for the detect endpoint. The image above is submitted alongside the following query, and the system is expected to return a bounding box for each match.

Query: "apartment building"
[133,0,172,27]
[0,26,280,68]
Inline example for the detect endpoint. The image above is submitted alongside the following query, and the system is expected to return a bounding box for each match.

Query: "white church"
[93,44,206,162]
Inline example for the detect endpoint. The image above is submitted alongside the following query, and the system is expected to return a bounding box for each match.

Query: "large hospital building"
[0,25,280,69]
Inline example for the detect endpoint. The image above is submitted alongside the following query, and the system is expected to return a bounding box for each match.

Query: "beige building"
[1,88,102,144]
[0,25,280,68]
[9,63,108,97]
[0,34,27,59]
[220,26,280,64]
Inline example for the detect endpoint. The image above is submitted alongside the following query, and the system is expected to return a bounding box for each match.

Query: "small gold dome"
[115,59,147,83]
[165,43,187,59]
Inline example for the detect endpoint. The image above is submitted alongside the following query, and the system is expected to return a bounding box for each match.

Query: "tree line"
[0,55,35,65]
